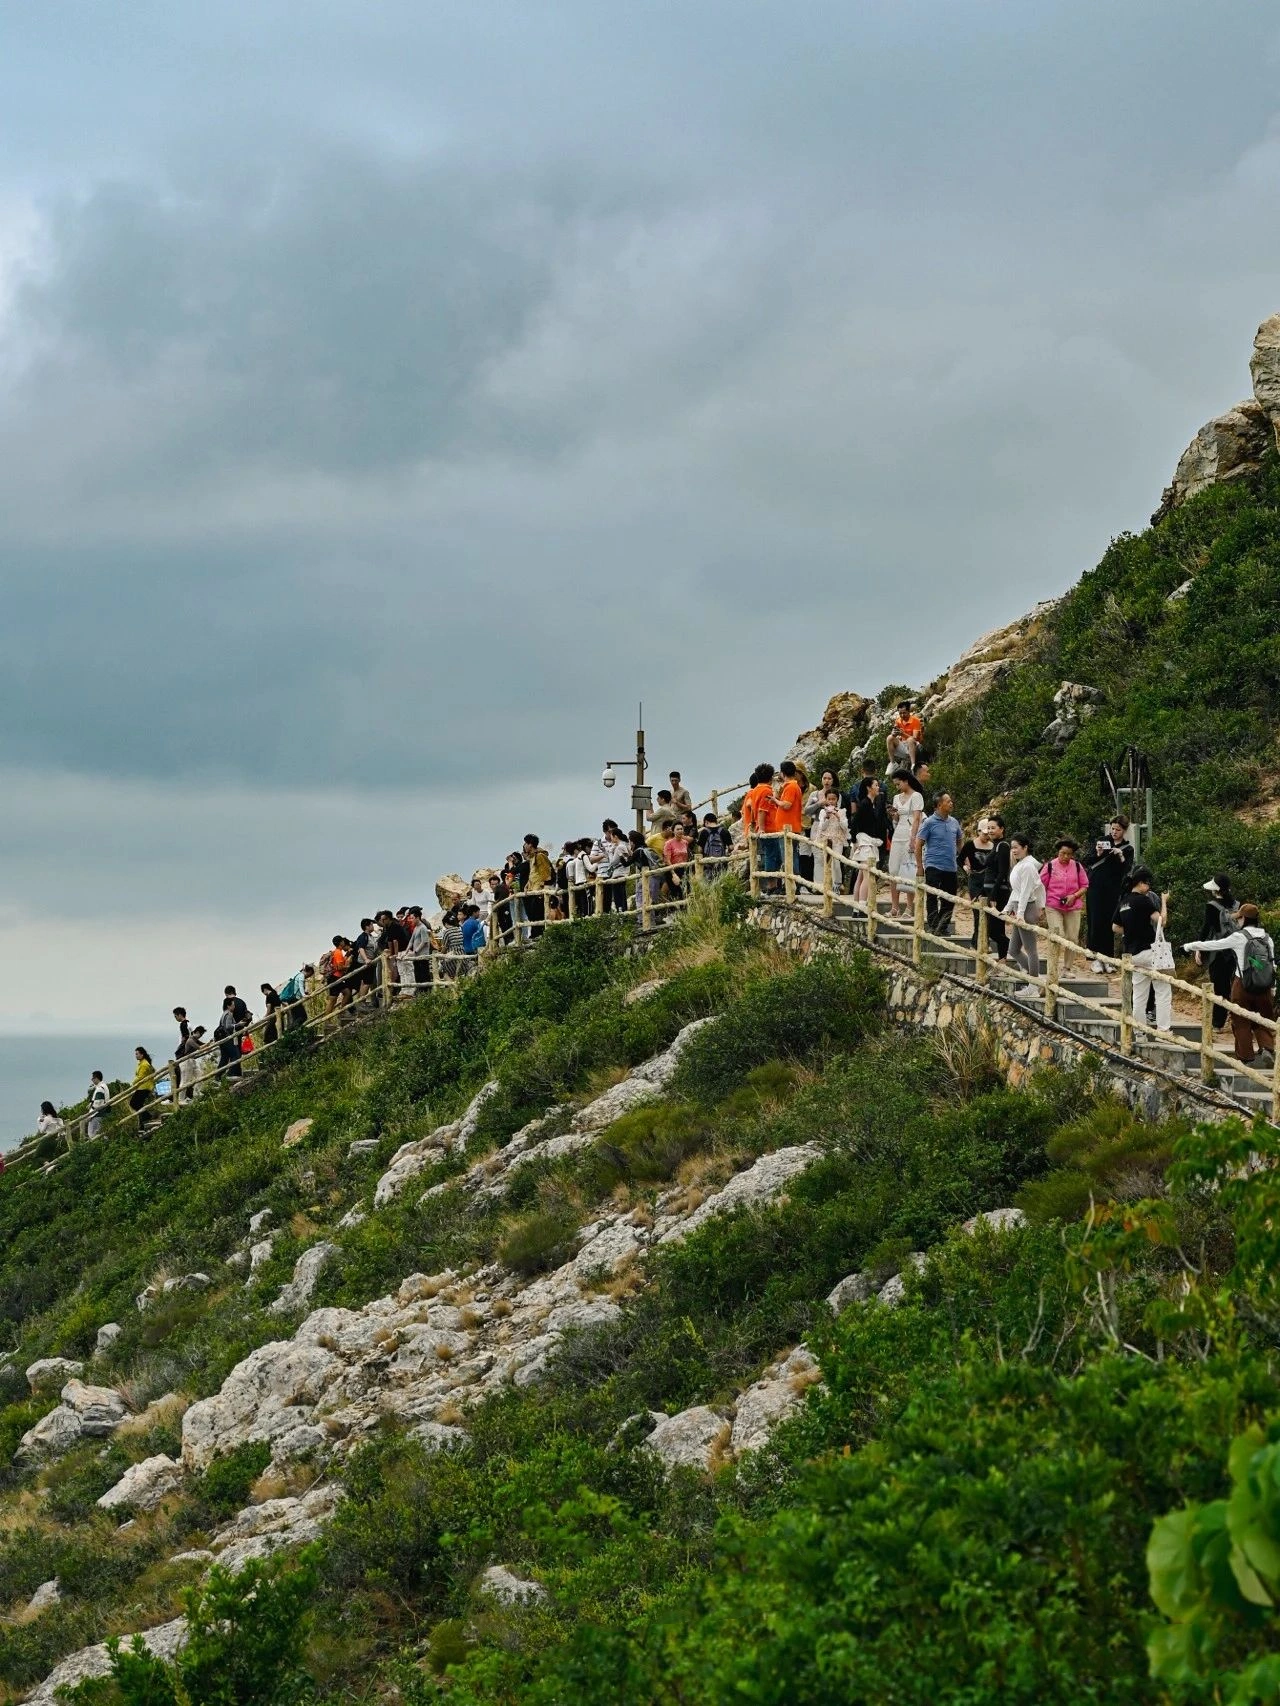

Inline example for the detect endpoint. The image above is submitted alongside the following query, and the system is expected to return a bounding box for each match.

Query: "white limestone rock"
[95,1323,122,1357]
[338,1205,367,1229]
[962,1207,1028,1235]
[826,1271,879,1313]
[249,1208,274,1235]
[268,1242,338,1317]
[730,1347,822,1455]
[62,1378,129,1437]
[208,1483,342,1573]
[25,1617,187,1704]
[26,1578,60,1615]
[644,1406,726,1472]
[877,1252,929,1308]
[409,1421,470,1453]
[455,1080,501,1152]
[374,1133,451,1207]
[26,1357,83,1393]
[1252,315,1280,448]
[347,1139,380,1158]
[181,1340,344,1470]
[98,1454,184,1512]
[16,1404,82,1462]
[282,1117,314,1149]
[248,1236,278,1274]
[655,1144,822,1244]
[478,1564,548,1607]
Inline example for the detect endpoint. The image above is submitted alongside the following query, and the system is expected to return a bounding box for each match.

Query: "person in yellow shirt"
[129,1047,158,1126]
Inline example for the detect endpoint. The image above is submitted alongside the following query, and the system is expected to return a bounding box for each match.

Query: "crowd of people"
[31,717,1280,1146]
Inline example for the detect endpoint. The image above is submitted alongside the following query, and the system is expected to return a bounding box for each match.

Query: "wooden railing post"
[1120,954,1134,1056]
[381,950,394,1009]
[748,832,760,898]
[595,874,605,916]
[1272,1022,1280,1128]
[912,878,925,967]
[783,828,796,901]
[170,1060,180,1110]
[711,789,720,820]
[1200,990,1214,1085]
[865,866,878,943]
[1043,929,1059,1021]
[975,900,989,986]
[822,848,834,917]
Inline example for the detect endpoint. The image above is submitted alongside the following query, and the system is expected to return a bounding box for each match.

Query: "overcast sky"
[2,0,1279,1034]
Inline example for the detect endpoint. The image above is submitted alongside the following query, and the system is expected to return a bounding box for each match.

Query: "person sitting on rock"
[887,700,924,769]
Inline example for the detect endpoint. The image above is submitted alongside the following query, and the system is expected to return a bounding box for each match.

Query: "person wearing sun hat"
[1195,873,1238,1029]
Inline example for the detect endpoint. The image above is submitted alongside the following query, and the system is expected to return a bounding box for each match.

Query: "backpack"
[703,825,731,858]
[1241,929,1276,994]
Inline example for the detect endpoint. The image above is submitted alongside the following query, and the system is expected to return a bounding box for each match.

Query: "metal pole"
[635,703,646,837]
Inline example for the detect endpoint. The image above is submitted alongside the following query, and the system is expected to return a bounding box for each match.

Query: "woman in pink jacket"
[1040,837,1090,981]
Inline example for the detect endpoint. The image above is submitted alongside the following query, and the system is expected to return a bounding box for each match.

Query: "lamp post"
[601,704,650,835]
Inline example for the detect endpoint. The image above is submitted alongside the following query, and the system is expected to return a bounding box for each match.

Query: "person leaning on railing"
[1183,904,1276,1065]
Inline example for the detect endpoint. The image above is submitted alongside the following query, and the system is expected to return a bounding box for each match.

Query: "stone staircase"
[793,890,1273,1118]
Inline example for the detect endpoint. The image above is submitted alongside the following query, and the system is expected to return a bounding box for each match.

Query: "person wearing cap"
[1183,903,1276,1064]
[959,817,997,949]
[1195,874,1238,1029]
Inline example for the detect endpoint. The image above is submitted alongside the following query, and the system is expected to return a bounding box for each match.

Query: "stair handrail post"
[748,831,760,899]
[1119,954,1134,1056]
[381,946,394,1010]
[975,899,989,986]
[822,847,834,918]
[912,877,925,967]
[783,828,796,901]
[1200,989,1214,1085]
[1272,1020,1280,1128]
[1043,928,1059,1021]
[865,865,879,944]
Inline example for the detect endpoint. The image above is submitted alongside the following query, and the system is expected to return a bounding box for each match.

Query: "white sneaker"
[1013,983,1041,1001]
[1089,959,1106,974]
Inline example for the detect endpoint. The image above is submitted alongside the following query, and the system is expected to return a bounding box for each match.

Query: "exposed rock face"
[877,1252,928,1308]
[787,691,872,770]
[16,1403,84,1463]
[826,1271,879,1313]
[282,1118,314,1149]
[1166,400,1269,511]
[645,1406,726,1471]
[479,1564,548,1606]
[249,1208,274,1235]
[729,1346,822,1455]
[374,1132,453,1208]
[182,1340,345,1470]
[204,1483,342,1572]
[64,1379,130,1437]
[921,603,1059,722]
[94,1324,122,1357]
[654,1143,822,1244]
[98,1454,184,1512]
[25,1618,188,1705]
[455,1081,501,1152]
[268,1243,338,1316]
[1250,314,1280,448]
[26,1579,60,1615]
[136,1274,210,1311]
[435,872,470,912]
[1042,681,1102,749]
[963,1206,1027,1235]
[26,1357,83,1393]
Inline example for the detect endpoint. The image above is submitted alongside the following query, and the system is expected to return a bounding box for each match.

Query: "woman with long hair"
[129,1047,157,1122]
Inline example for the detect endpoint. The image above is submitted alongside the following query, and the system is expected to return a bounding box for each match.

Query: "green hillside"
[0,891,1275,1704]
[927,454,1280,937]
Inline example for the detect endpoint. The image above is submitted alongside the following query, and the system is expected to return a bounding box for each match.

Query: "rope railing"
[742,826,1280,1122]
[12,798,1275,1178]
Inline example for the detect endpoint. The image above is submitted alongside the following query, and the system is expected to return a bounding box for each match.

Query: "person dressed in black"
[217,985,251,1079]
[981,813,1012,962]
[172,1006,195,1100]
[1084,815,1134,971]
[958,819,997,950]
[1195,873,1238,1029]
[260,982,283,1046]
[376,910,410,1003]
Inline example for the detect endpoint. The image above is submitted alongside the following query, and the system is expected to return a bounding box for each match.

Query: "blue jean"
[758,835,783,873]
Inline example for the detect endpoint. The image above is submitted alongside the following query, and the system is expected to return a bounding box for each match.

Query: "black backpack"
[1241,929,1276,994]
[702,825,731,858]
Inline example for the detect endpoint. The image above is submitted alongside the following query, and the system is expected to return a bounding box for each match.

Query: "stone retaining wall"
[751,901,1246,1126]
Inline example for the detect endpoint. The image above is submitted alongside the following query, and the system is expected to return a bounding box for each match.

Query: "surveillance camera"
[601,765,616,788]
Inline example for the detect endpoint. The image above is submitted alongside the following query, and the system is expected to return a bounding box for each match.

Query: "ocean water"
[0,1034,171,1152]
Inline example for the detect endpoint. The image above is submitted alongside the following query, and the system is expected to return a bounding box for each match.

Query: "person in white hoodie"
[1183,902,1276,1064]
[1002,834,1046,1000]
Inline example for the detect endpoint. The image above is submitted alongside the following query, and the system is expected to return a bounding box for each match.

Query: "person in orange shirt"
[742,763,782,886]
[888,700,924,768]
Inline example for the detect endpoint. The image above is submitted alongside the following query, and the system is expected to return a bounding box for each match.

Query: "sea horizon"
[0,1032,172,1152]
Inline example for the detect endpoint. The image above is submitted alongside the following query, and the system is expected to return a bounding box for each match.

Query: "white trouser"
[1131,949,1173,1032]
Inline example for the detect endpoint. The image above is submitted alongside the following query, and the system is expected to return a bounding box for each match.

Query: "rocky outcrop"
[645,1406,726,1471]
[94,1324,122,1357]
[16,1379,130,1462]
[98,1454,184,1512]
[282,1118,314,1149]
[729,1346,822,1454]
[204,1482,342,1572]
[25,1358,83,1393]
[25,1617,187,1704]
[1250,314,1280,449]
[268,1243,338,1317]
[478,1564,548,1607]
[921,603,1059,723]
[136,1274,210,1311]
[1042,681,1102,749]
[787,691,872,771]
[963,1206,1027,1235]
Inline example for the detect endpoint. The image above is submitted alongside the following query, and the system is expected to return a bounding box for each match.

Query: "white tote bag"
[1151,920,1175,972]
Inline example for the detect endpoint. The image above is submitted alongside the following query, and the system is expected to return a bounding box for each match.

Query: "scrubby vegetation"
[7,453,1280,1698]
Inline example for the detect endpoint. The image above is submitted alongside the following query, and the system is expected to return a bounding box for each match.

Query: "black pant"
[603,881,627,912]
[524,893,545,938]
[925,868,958,934]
